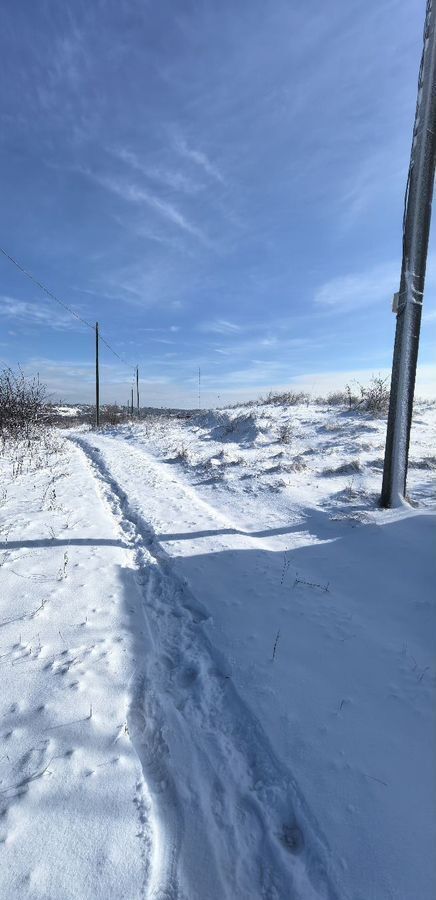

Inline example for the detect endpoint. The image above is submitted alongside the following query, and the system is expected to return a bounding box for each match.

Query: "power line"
[98,332,132,367]
[0,244,135,374]
[0,245,201,409]
[0,245,95,331]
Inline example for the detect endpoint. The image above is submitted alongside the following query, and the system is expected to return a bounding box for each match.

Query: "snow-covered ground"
[0,400,435,899]
[51,406,83,418]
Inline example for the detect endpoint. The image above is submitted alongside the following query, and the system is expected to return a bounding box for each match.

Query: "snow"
[0,433,151,898]
[0,401,435,899]
[52,406,82,417]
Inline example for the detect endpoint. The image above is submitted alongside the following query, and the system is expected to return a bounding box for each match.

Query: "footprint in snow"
[178,664,200,688]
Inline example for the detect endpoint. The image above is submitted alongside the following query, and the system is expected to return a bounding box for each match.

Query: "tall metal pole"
[131,387,134,416]
[95,321,100,428]
[136,366,140,417]
[381,0,436,508]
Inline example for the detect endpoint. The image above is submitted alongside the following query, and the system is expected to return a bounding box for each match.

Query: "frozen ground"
[0,400,435,899]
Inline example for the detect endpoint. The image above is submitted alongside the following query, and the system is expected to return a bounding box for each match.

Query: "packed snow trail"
[1,414,434,899]
[73,433,341,900]
[72,424,436,900]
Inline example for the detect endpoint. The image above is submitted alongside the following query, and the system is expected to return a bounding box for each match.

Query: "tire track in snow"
[72,438,185,900]
[72,434,342,900]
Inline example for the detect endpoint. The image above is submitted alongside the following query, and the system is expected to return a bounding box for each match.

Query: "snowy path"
[2,416,434,900]
[73,433,339,900]
[73,425,436,900]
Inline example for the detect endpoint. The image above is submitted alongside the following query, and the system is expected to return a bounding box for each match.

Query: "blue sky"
[0,0,434,406]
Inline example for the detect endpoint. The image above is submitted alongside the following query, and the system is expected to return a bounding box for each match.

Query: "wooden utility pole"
[136,366,140,417]
[95,321,100,428]
[381,0,436,507]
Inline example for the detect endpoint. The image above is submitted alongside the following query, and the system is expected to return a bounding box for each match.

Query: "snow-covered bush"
[356,376,390,415]
[326,385,358,408]
[262,390,310,406]
[207,412,259,444]
[223,413,256,434]
[0,367,48,439]
[99,404,128,426]
[325,376,390,415]
[172,444,190,462]
[277,423,292,444]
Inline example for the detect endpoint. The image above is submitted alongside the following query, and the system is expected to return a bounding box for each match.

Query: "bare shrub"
[408,455,436,470]
[356,376,390,415]
[227,398,257,409]
[326,385,358,408]
[0,367,48,439]
[324,376,390,415]
[322,459,363,476]
[287,456,307,472]
[223,413,256,434]
[99,404,127,426]
[210,413,258,443]
[229,391,311,409]
[173,445,189,462]
[263,391,310,406]
[277,423,292,444]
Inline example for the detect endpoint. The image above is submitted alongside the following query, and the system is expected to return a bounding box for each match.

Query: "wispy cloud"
[199,318,241,334]
[315,254,436,313]
[83,169,210,244]
[92,255,194,311]
[174,136,225,184]
[112,146,203,194]
[1,0,431,407]
[0,296,76,330]
[314,262,399,312]
[340,143,406,228]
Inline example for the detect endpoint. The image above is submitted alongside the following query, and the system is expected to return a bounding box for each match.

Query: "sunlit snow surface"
[0,402,434,899]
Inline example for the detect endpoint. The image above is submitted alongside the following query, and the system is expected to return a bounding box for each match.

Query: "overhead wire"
[0,245,95,332]
[0,245,200,406]
[0,244,136,376]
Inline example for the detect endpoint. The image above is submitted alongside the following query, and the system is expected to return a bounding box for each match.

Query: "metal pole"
[381,0,436,508]
[131,387,134,415]
[95,321,100,428]
[136,366,140,417]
